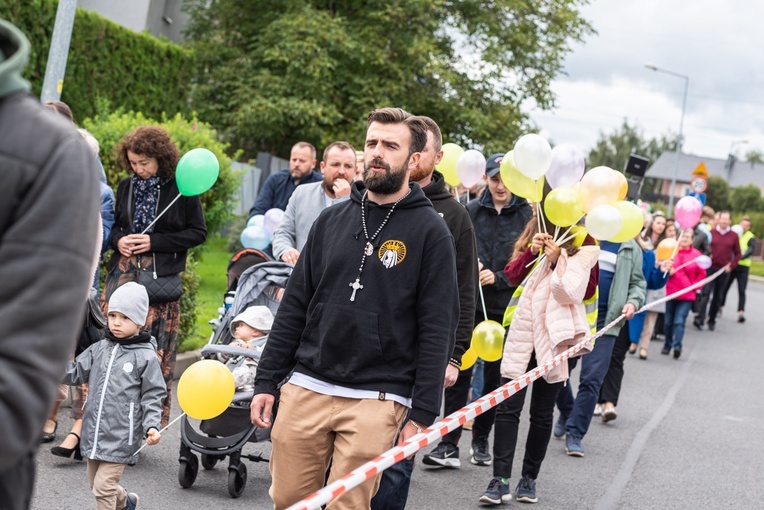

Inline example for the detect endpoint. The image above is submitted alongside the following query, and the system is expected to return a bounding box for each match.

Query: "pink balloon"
[456,150,487,188]
[674,196,702,229]
[695,255,712,270]
[546,144,585,189]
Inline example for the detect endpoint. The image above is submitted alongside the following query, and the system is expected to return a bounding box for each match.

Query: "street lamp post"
[645,64,689,216]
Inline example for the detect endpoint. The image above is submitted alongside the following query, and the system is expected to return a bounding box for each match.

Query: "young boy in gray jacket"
[64,282,166,510]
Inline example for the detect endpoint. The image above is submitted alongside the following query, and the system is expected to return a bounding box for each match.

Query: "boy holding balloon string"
[63,282,166,510]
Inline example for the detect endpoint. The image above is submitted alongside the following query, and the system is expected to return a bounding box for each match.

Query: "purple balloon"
[695,255,712,270]
[546,144,585,189]
[456,150,486,188]
[263,208,286,236]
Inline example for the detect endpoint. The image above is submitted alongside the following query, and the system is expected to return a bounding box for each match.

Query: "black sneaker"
[422,441,460,468]
[693,319,704,330]
[479,477,511,505]
[470,436,492,466]
[708,321,715,331]
[661,347,670,355]
[515,475,538,503]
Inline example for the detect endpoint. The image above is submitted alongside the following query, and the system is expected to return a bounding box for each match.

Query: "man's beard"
[364,157,409,195]
[409,161,432,183]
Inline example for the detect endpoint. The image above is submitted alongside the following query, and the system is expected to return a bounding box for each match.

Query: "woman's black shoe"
[51,432,82,460]
[41,421,57,443]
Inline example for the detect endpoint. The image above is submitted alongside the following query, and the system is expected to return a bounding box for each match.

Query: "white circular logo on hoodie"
[123,362,134,373]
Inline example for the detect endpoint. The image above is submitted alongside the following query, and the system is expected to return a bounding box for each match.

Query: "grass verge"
[751,260,764,278]
[180,235,230,352]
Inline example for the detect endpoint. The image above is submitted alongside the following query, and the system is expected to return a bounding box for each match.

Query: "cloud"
[528,0,764,160]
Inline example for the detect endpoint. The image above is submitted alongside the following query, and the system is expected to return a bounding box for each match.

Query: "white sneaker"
[593,404,602,416]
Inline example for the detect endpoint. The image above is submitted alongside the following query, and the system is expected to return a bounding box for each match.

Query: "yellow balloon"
[472,320,506,362]
[616,171,628,201]
[609,201,644,242]
[656,237,677,261]
[577,166,621,212]
[500,151,544,202]
[460,346,478,371]
[438,143,464,186]
[177,359,235,420]
[544,186,583,227]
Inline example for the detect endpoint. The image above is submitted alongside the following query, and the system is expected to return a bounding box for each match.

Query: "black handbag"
[128,179,183,304]
[138,253,183,303]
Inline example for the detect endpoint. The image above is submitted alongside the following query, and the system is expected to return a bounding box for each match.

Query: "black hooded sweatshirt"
[254,181,459,425]
[421,171,478,362]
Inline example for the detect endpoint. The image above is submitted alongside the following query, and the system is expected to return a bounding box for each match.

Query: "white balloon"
[732,225,744,237]
[513,134,552,181]
[585,204,623,240]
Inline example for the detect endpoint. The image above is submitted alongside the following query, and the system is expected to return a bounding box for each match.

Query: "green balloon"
[176,148,220,196]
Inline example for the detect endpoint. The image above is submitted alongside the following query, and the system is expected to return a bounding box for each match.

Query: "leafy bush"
[83,108,241,347]
[0,0,192,121]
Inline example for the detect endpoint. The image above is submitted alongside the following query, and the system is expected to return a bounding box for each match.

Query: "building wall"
[77,0,190,43]
[78,0,151,33]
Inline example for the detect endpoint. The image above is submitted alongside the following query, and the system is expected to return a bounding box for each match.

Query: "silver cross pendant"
[349,278,364,302]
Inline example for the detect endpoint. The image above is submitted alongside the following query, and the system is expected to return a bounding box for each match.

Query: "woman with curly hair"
[104,126,207,427]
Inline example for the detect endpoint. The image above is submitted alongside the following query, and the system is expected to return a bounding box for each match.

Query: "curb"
[749,274,764,285]
[174,349,202,380]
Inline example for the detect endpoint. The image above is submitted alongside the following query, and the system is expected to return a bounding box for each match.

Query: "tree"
[586,120,678,196]
[184,0,594,159]
[730,184,763,213]
[706,176,730,212]
[587,119,677,170]
[744,149,764,164]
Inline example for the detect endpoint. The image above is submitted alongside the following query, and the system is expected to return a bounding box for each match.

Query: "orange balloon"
[656,238,677,261]
[616,171,628,200]
[577,166,621,212]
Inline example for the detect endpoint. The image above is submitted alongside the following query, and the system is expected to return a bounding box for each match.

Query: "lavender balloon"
[695,255,712,270]
[456,150,487,188]
[546,144,585,189]
[263,208,286,236]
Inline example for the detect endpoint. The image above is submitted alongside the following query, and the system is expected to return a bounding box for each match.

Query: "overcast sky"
[527,0,763,164]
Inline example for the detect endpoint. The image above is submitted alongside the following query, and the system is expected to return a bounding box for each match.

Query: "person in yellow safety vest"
[722,216,756,323]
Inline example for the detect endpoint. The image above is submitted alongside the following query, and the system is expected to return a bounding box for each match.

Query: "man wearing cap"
[423,153,532,469]
[272,142,356,265]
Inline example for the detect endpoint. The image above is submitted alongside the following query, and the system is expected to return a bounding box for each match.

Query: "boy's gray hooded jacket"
[64,334,166,465]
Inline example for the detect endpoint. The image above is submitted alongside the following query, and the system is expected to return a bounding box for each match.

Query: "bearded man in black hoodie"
[251,107,459,510]
[372,116,478,510]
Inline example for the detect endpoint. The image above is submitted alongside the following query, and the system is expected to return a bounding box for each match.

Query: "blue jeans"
[664,300,693,351]
[469,359,485,403]
[370,456,414,510]
[564,334,617,439]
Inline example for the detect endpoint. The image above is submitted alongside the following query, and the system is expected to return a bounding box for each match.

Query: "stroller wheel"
[178,454,199,488]
[201,453,220,470]
[227,462,247,498]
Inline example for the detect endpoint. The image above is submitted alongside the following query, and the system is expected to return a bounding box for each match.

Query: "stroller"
[178,260,292,498]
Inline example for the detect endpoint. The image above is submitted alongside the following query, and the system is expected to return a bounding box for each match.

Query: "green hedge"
[84,109,241,347]
[0,0,192,122]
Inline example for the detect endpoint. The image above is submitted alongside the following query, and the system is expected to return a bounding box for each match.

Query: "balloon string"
[132,412,186,456]
[140,193,182,235]
[555,215,584,245]
[477,259,488,322]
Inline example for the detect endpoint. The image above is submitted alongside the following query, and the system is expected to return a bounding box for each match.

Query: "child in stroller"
[178,261,291,498]
[219,306,275,392]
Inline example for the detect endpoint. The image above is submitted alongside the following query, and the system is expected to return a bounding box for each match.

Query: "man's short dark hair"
[741,215,751,222]
[417,116,442,152]
[719,210,731,218]
[322,141,356,162]
[366,107,427,155]
[292,141,317,160]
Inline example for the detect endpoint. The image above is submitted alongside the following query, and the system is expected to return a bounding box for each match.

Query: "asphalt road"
[32,281,764,509]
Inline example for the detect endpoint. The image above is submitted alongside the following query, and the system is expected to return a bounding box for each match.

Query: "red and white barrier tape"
[286,265,727,510]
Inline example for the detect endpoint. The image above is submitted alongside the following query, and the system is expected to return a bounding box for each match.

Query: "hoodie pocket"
[128,402,135,446]
[298,303,385,380]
